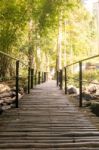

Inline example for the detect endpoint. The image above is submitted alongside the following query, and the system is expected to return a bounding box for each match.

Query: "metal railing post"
[28,67,31,94]
[31,68,34,89]
[42,72,44,83]
[60,69,63,90]
[16,60,19,108]
[57,71,59,86]
[35,71,37,85]
[44,72,46,82]
[79,61,82,107]
[65,67,67,94]
[38,71,40,84]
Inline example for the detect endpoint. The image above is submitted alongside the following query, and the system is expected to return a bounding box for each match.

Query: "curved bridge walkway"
[0,80,99,150]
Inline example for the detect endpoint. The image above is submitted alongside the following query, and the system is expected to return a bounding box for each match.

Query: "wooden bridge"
[0,80,99,149]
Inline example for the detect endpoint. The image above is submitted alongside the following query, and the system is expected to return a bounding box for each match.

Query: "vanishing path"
[0,80,99,150]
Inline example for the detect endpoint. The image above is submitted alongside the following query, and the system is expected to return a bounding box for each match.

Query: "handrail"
[66,54,99,67]
[0,51,47,109]
[67,76,99,85]
[0,51,28,67]
[57,54,99,108]
[0,51,18,60]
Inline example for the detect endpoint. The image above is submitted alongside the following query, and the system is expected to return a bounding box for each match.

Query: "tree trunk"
[28,20,35,68]
[63,20,67,67]
[57,14,63,71]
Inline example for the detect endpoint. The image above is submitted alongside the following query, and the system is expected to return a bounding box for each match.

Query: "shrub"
[90,102,99,116]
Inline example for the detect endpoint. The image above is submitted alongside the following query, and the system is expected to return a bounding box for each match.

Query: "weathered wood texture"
[0,80,99,149]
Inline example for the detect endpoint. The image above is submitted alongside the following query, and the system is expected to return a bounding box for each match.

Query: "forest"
[0,0,97,79]
[0,1,99,147]
[0,0,99,104]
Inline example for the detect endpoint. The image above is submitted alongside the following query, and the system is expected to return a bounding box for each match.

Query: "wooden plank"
[0,81,99,149]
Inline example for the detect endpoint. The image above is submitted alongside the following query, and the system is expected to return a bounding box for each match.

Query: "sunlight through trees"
[0,0,97,77]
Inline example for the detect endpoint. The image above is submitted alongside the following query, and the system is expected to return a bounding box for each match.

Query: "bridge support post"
[28,67,31,94]
[44,72,47,82]
[38,71,40,84]
[79,61,82,107]
[16,60,19,108]
[60,69,63,90]
[56,71,59,86]
[31,69,34,89]
[35,71,37,86]
[65,67,67,94]
[42,72,44,83]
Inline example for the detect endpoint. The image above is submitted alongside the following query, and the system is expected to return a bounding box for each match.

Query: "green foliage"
[83,70,99,83]
[66,69,99,88]
[0,0,97,78]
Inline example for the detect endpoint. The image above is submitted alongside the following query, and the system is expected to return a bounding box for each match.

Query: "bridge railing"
[0,51,47,109]
[57,54,99,107]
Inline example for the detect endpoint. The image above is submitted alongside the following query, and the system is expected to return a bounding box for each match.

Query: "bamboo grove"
[0,0,97,78]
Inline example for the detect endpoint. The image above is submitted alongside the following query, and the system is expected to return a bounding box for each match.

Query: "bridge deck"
[0,80,99,150]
